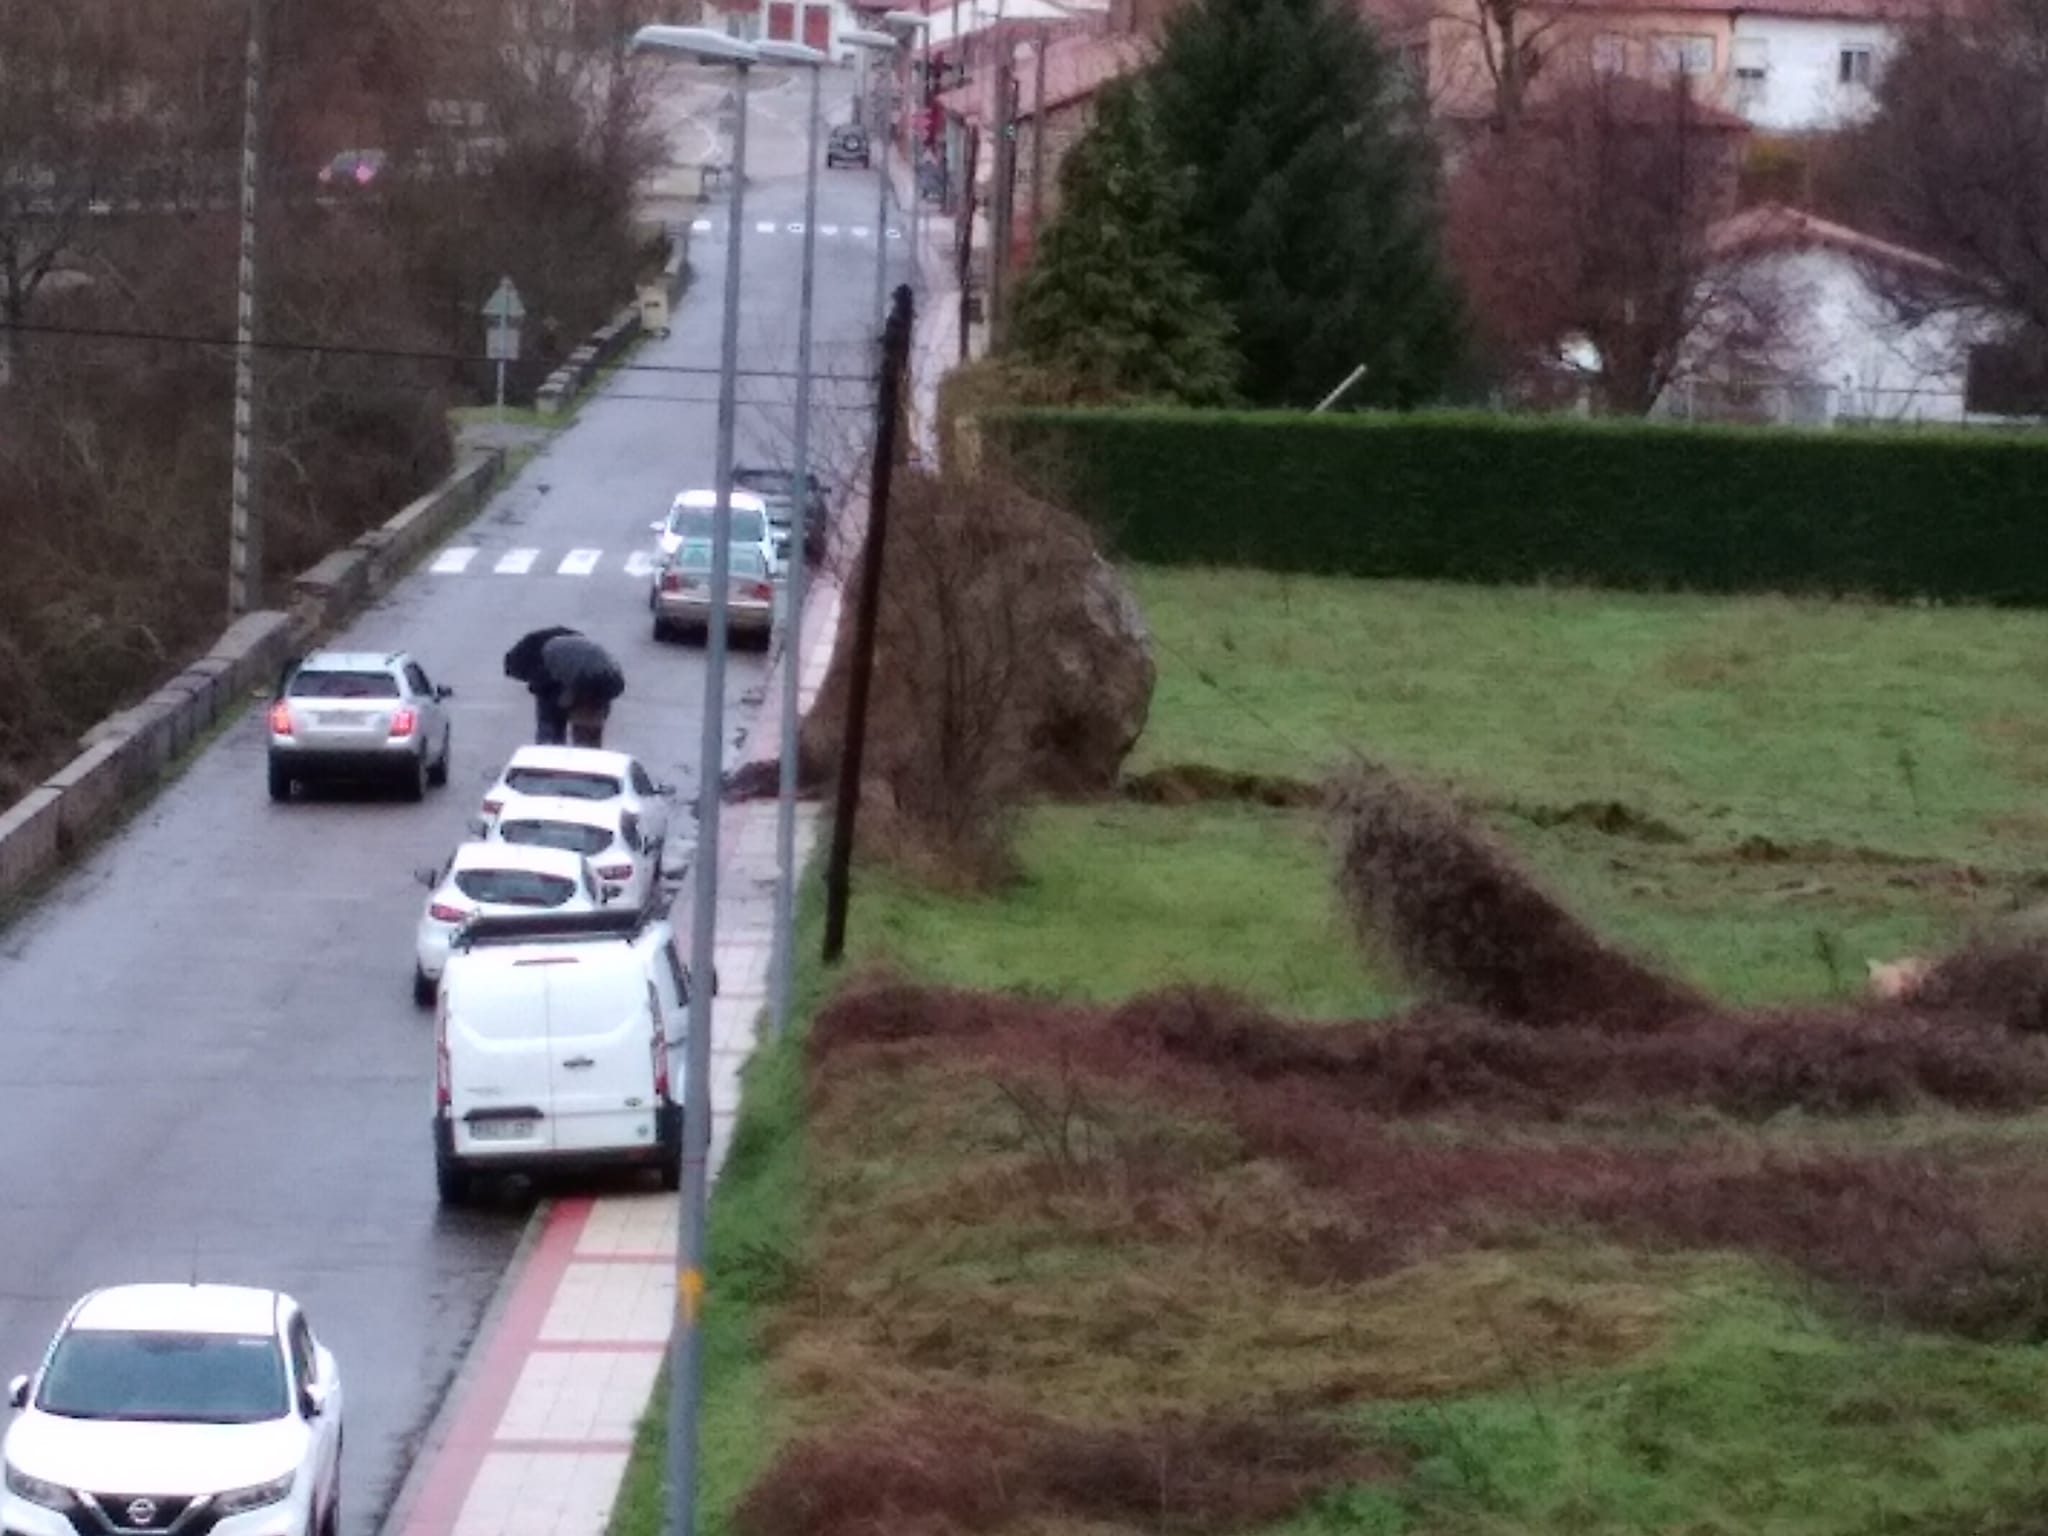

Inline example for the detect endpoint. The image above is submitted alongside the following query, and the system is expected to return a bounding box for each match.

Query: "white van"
[432,909,697,1205]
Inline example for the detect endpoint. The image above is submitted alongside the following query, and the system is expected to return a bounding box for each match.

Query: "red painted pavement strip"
[401,1196,598,1536]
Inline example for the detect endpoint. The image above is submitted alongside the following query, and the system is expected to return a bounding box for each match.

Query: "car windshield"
[289,669,398,699]
[454,869,578,907]
[667,506,767,543]
[502,768,621,801]
[498,820,613,856]
[676,545,769,579]
[37,1331,288,1425]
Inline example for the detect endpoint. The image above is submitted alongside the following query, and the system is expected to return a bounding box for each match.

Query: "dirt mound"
[1911,934,2048,1033]
[1122,764,1325,808]
[1330,763,1708,1031]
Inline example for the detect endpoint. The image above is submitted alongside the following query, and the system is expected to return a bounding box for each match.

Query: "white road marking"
[851,225,870,238]
[558,548,603,576]
[886,227,902,240]
[494,547,539,575]
[820,224,840,236]
[624,550,658,578]
[754,220,776,233]
[691,218,713,233]
[430,547,478,574]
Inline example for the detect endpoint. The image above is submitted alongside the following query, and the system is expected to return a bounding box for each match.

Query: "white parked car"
[649,488,781,588]
[485,795,659,909]
[2,1283,344,1536]
[411,841,607,1006]
[433,909,699,1204]
[478,746,674,853]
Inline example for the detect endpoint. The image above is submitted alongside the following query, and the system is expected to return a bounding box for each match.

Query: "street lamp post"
[845,25,914,335]
[750,35,830,1046]
[627,32,762,1536]
[882,11,931,295]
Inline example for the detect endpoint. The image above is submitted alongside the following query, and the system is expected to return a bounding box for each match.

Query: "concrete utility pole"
[987,47,1017,346]
[1028,31,1048,261]
[227,0,269,619]
[821,286,915,964]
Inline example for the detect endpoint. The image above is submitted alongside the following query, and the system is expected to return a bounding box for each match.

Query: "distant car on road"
[484,794,661,910]
[826,124,869,169]
[316,148,386,189]
[734,464,829,567]
[477,745,675,853]
[653,540,777,647]
[412,841,608,1006]
[1,1283,344,1536]
[267,650,454,803]
[650,489,781,589]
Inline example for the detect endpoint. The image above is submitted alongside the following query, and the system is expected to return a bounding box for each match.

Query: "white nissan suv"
[1,1284,345,1536]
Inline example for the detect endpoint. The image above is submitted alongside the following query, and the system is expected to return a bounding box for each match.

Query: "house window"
[1592,33,1630,74]
[1654,33,1716,75]
[1732,36,1768,104]
[1838,44,1874,85]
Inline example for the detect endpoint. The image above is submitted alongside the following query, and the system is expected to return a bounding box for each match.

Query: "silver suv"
[268,649,454,803]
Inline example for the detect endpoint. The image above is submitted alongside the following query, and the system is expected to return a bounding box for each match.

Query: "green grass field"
[613,568,2048,1536]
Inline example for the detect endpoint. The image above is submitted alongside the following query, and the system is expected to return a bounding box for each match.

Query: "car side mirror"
[656,783,676,798]
[300,1381,329,1420]
[467,816,488,838]
[7,1375,27,1410]
[413,866,439,888]
[436,685,455,701]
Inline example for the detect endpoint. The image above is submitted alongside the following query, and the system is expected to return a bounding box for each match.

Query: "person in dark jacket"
[538,632,626,748]
[505,626,582,744]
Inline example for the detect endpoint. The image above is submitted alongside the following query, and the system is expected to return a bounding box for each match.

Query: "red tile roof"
[1707,201,1954,275]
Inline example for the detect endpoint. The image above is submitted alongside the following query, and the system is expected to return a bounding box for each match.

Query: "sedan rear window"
[503,768,621,801]
[39,1331,288,1424]
[668,507,768,543]
[675,545,769,579]
[498,820,613,857]
[289,670,399,699]
[454,870,578,907]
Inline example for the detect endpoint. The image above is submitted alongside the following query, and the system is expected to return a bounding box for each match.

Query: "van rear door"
[446,953,561,1158]
[545,959,661,1155]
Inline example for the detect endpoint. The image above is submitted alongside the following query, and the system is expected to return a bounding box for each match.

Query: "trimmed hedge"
[995,407,2048,603]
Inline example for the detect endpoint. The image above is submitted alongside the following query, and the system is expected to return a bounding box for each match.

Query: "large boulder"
[795,471,1154,805]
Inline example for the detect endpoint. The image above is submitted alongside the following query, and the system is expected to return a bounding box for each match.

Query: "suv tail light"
[660,570,683,593]
[597,863,633,881]
[434,994,452,1108]
[744,581,773,601]
[388,706,418,738]
[428,901,467,924]
[652,1028,671,1099]
[482,796,502,816]
[267,701,293,735]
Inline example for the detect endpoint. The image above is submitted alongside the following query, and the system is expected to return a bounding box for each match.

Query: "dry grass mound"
[736,1399,1388,1536]
[1911,934,2048,1033]
[1331,762,1707,1030]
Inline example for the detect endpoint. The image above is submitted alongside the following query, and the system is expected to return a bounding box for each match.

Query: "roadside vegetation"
[614,558,2048,1536]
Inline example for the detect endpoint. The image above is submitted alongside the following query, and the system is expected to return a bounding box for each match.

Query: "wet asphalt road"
[0,70,896,1536]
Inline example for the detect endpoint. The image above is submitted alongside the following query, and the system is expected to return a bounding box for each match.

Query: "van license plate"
[469,1119,536,1141]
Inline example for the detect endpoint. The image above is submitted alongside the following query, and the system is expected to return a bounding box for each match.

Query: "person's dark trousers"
[567,704,608,749]
[534,696,568,745]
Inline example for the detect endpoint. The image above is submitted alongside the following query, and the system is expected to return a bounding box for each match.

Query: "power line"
[1,315,882,381]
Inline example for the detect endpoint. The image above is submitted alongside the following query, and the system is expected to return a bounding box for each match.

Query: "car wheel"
[659,1134,682,1192]
[403,752,428,803]
[268,760,293,803]
[435,1152,473,1207]
[428,729,451,787]
[412,965,436,1009]
[318,1490,339,1536]
[652,615,674,644]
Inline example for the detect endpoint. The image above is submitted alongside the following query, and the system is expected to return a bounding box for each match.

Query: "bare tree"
[1445,67,1767,413]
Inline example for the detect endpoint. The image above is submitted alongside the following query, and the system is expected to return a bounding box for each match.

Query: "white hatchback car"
[2,1283,343,1536]
[486,795,660,909]
[649,489,781,587]
[478,746,674,854]
[411,841,607,1006]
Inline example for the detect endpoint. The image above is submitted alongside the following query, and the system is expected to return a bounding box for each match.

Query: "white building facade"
[1725,11,1899,132]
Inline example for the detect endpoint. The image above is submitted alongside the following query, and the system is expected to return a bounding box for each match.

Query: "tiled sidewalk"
[381,578,842,1536]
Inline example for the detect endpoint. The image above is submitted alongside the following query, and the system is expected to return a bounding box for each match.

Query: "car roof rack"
[453,909,655,951]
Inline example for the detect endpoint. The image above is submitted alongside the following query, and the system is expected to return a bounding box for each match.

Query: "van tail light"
[267,701,293,735]
[434,996,452,1108]
[597,863,633,882]
[652,1029,671,1100]
[388,706,418,738]
[428,901,467,924]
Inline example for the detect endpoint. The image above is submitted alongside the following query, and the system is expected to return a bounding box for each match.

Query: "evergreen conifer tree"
[1005,81,1241,406]
[1147,0,1465,406]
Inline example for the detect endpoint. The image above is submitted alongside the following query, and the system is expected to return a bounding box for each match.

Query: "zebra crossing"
[430,546,662,578]
[689,216,903,242]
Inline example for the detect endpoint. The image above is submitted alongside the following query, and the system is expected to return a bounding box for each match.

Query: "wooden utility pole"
[821,284,915,965]
[957,123,979,364]
[1027,33,1048,263]
[987,48,1017,345]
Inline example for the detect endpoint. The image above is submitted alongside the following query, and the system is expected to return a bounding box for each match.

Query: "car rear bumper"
[653,594,774,632]
[435,1108,681,1178]
[270,741,420,779]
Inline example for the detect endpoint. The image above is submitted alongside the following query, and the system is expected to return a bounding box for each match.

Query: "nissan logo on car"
[125,1497,158,1526]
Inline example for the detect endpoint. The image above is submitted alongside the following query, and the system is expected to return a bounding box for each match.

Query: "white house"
[1724,0,1937,132]
[1662,202,1999,425]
